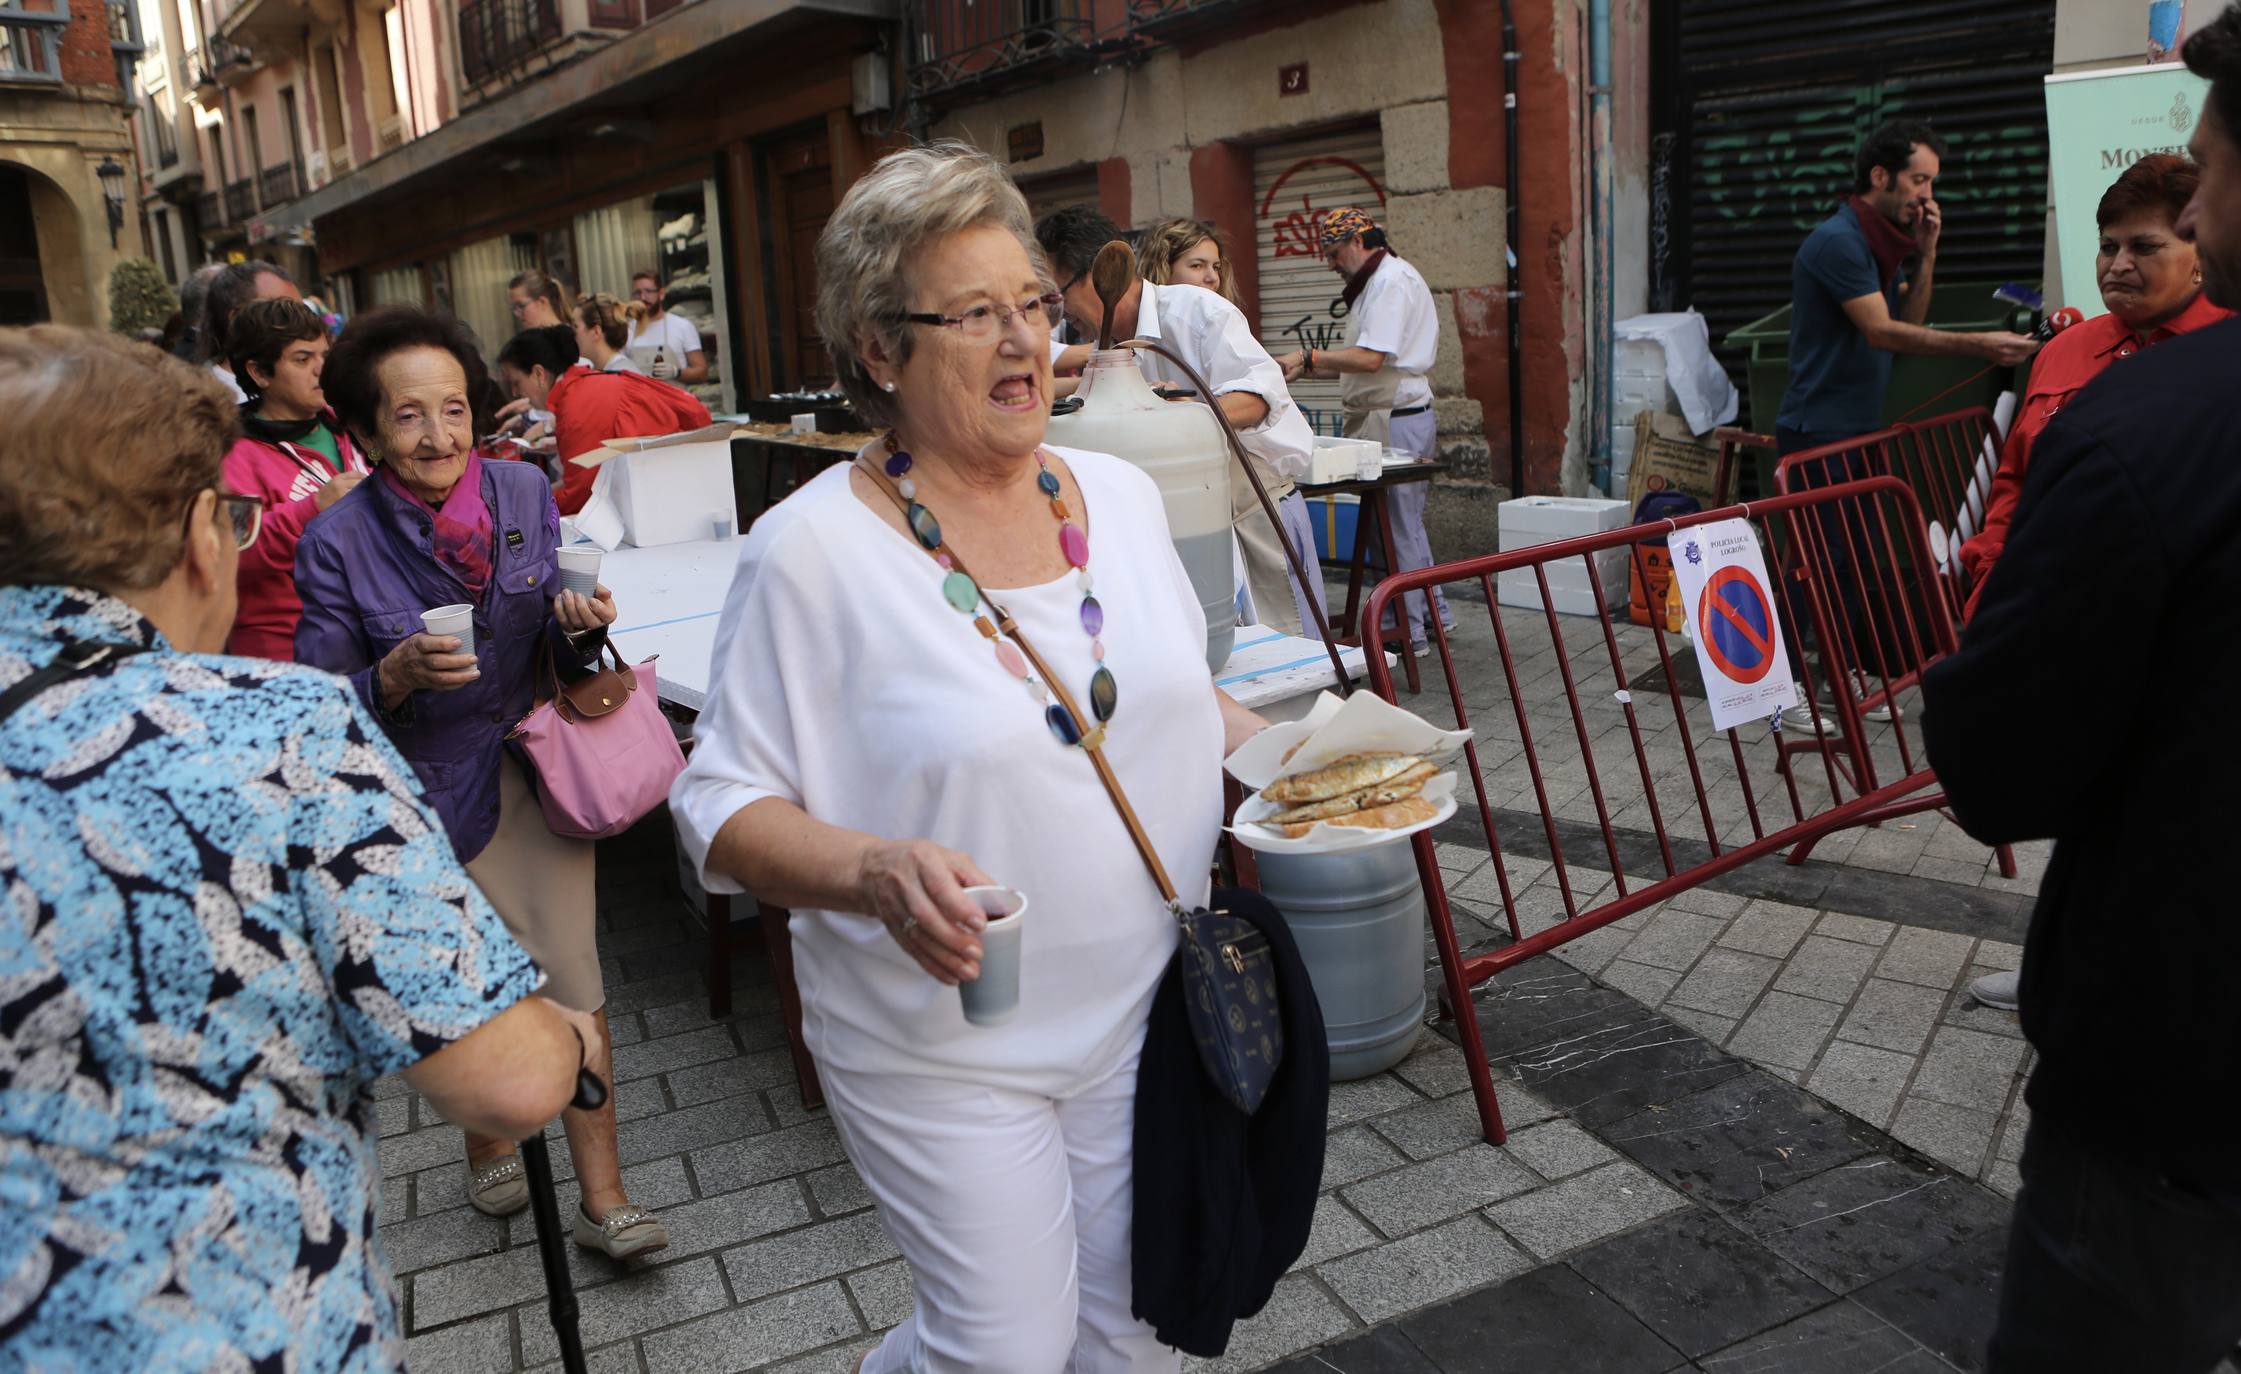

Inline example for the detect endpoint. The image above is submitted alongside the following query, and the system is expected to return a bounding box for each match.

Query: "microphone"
[2034,306,2085,342]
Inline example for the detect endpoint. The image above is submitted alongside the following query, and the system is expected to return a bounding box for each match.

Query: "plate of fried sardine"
[1225,692,1471,853]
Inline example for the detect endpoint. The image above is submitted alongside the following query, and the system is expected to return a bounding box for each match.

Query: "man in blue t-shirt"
[1779,119,2038,455]
[1775,120,2038,730]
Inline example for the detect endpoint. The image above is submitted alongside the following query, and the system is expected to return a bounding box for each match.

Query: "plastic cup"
[421,603,475,656]
[556,546,602,598]
[956,886,1028,1027]
[789,411,818,434]
[711,511,735,541]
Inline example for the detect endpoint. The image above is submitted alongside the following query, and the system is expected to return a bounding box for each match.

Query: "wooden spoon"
[1091,239,1134,351]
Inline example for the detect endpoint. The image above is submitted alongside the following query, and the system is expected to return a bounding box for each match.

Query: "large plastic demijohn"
[1045,348,1236,673]
[1256,843,1427,1080]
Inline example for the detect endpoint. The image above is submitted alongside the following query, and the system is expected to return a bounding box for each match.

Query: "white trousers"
[1380,409,1450,638]
[823,1049,1179,1374]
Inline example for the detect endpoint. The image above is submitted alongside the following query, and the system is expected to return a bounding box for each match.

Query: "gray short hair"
[815,140,1047,430]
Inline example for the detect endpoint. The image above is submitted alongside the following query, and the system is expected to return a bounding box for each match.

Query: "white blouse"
[671,446,1224,1093]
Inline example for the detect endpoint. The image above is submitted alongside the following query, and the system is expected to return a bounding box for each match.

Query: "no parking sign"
[1667,519,1799,731]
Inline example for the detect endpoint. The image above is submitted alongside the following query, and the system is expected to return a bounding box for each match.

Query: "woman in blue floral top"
[0,327,596,1370]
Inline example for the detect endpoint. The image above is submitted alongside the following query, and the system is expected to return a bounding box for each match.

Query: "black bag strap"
[0,640,152,727]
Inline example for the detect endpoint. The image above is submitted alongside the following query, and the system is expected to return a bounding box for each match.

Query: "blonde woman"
[1137,219,1238,305]
[574,292,647,374]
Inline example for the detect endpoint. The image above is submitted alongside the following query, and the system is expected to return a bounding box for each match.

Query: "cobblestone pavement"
[378,597,2219,1372]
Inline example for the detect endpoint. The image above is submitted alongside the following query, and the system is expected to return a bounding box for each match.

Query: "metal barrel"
[1256,842,1427,1080]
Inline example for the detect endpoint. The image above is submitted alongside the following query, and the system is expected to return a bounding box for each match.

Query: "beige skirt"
[466,758,604,1012]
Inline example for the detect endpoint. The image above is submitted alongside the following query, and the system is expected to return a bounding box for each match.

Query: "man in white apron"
[1037,206,1323,637]
[1277,207,1451,650]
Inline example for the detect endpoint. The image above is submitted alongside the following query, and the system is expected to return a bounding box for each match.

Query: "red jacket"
[549,365,713,515]
[1958,292,2232,618]
[221,415,370,659]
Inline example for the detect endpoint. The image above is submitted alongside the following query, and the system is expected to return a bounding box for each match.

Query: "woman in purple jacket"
[294,307,668,1259]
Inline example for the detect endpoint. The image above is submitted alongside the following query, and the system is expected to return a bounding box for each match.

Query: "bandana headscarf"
[381,452,495,599]
[1320,207,1378,255]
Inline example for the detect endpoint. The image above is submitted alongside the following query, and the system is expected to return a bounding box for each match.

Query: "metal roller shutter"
[1252,125,1386,436]
[1652,0,2057,386]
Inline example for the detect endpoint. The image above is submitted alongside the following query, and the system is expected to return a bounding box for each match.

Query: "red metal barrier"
[1773,407,2000,624]
[1357,477,2002,1147]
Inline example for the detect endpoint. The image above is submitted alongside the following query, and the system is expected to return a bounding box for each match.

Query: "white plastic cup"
[421,603,475,657]
[789,411,817,434]
[711,511,735,541]
[956,886,1028,1027]
[556,546,602,598]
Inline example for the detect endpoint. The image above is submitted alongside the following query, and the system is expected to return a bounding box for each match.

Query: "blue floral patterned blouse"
[0,584,541,1371]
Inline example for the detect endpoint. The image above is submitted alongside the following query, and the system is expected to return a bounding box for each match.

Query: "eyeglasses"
[1059,270,1085,296]
[220,493,263,550]
[899,293,1064,342]
[509,299,529,316]
[208,491,264,551]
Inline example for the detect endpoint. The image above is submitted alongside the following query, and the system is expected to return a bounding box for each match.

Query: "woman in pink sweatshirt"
[220,296,372,659]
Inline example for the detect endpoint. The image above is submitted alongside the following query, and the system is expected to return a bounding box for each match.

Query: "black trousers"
[1989,1120,2241,1373]
[1773,425,1917,693]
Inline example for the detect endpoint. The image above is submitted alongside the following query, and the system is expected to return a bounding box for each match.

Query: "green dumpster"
[1727,281,2036,500]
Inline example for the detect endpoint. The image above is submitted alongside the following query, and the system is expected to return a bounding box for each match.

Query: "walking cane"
[522,1064,608,1374]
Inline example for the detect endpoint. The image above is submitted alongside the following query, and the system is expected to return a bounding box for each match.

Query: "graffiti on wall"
[1690,87,2047,250]
[1257,153,1388,423]
[1259,155,1387,257]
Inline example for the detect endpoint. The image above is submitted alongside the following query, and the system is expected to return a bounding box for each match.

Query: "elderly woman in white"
[671,143,1268,1372]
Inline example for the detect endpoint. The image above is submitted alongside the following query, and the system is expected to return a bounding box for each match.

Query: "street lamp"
[96,156,126,249]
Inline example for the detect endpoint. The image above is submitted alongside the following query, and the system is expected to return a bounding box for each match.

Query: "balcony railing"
[192,34,252,88]
[0,2,72,83]
[458,0,561,87]
[224,176,256,221]
[258,159,301,207]
[197,187,225,228]
[906,0,1099,102]
[1125,0,1252,39]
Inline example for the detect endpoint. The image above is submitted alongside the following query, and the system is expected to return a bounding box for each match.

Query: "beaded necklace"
[867,433,1118,747]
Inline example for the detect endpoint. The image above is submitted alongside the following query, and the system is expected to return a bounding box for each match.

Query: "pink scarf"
[381,452,495,598]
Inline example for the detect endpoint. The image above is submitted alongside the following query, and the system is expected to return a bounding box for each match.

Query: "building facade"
[1,0,147,325]
[82,0,2121,543]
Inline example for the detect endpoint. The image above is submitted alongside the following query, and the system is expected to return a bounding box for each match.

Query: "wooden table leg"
[1337,493,1371,641]
[1367,489,1423,694]
[757,902,824,1110]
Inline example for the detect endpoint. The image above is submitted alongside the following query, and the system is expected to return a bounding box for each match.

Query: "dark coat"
[1131,889,1329,1357]
[1922,315,2241,1189]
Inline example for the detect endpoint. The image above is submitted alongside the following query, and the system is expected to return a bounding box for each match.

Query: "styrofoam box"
[1497,552,1629,616]
[1309,435,1380,484]
[1499,494,1631,544]
[579,424,739,548]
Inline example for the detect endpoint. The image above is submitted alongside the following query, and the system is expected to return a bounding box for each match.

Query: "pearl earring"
[884,381,897,392]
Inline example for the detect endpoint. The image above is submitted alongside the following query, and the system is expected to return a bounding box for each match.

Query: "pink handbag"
[510,643,684,840]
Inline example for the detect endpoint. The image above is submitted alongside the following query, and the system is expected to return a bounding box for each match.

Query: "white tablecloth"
[601,538,1368,718]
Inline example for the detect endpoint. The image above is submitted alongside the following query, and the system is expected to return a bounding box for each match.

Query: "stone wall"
[933,0,1579,556]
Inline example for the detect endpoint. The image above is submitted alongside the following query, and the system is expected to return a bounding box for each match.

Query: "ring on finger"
[900,915,918,940]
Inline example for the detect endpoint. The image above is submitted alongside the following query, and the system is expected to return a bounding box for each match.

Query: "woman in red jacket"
[220,296,371,658]
[495,326,711,516]
[1958,154,2232,618]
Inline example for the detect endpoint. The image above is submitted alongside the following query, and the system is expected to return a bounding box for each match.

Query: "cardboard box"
[570,423,741,548]
[1622,410,1724,512]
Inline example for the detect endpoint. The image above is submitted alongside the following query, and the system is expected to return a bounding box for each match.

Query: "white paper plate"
[1224,690,1471,792]
[1228,772,1458,855]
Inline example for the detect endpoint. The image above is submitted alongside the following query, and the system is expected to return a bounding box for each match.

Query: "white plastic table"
[600,537,1369,718]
